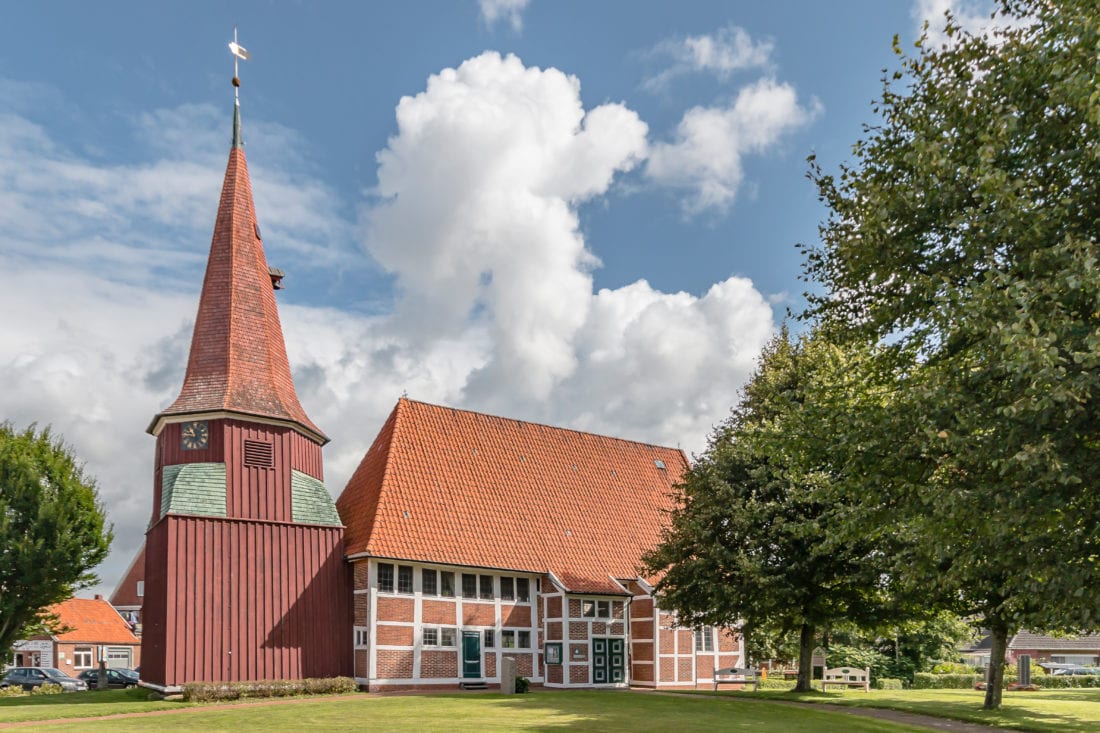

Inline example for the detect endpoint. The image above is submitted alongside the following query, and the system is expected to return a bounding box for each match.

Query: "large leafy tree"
[643,330,891,693]
[804,0,1100,708]
[0,424,112,657]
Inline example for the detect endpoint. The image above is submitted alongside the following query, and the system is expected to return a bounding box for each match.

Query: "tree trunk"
[793,623,816,692]
[984,623,1010,710]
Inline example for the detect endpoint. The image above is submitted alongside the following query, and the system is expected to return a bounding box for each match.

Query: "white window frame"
[73,647,94,669]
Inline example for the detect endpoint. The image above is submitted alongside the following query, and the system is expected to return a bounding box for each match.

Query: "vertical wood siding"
[141,515,352,687]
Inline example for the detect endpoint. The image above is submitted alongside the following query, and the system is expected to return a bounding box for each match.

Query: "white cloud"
[0,54,778,600]
[912,0,1024,48]
[646,78,820,214]
[645,25,774,91]
[479,0,529,32]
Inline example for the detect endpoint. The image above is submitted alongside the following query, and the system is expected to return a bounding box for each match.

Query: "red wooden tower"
[140,96,351,688]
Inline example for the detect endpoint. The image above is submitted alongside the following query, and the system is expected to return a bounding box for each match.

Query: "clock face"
[180,420,210,450]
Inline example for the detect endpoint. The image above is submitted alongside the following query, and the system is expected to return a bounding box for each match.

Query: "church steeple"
[149,98,325,443]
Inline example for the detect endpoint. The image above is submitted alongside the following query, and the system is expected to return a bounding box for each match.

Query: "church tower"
[141,57,351,687]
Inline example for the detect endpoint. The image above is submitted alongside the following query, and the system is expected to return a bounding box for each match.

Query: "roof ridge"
[398,397,684,455]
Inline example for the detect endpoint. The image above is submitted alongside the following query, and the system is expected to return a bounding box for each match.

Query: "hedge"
[1029,675,1100,689]
[913,673,1018,689]
[874,678,904,690]
[181,676,358,702]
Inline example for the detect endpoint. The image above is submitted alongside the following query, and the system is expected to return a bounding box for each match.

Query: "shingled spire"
[150,102,325,442]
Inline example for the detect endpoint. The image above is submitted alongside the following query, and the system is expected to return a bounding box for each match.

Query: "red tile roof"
[109,544,145,608]
[151,104,324,442]
[336,399,686,594]
[48,598,139,645]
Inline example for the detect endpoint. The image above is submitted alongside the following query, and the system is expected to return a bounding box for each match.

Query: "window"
[354,627,369,648]
[518,630,531,648]
[423,568,438,595]
[397,565,414,594]
[501,577,515,601]
[484,629,495,648]
[502,630,516,648]
[479,575,494,600]
[441,571,455,597]
[378,563,394,593]
[73,648,93,669]
[440,628,457,647]
[582,599,610,618]
[582,600,595,617]
[136,580,144,597]
[423,628,439,646]
[462,573,478,599]
[516,578,530,602]
[695,627,715,652]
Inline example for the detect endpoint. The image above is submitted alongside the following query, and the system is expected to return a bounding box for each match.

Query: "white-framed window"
[423,568,438,595]
[440,571,455,597]
[694,626,715,653]
[518,630,531,649]
[484,629,495,648]
[502,630,516,648]
[136,580,144,597]
[516,578,530,602]
[423,627,457,647]
[479,575,494,600]
[440,627,457,647]
[397,565,414,594]
[582,600,610,618]
[354,627,369,648]
[106,647,132,668]
[378,563,395,593]
[462,573,478,599]
[73,647,93,669]
[501,577,515,601]
[423,628,439,646]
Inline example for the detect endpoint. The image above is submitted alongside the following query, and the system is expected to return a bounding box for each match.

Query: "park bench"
[713,666,760,692]
[821,666,870,692]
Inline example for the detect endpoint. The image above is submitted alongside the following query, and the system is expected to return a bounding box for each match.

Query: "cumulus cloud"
[912,0,1025,48]
[645,78,820,215]
[479,0,529,32]
[1,53,778,598]
[645,24,774,91]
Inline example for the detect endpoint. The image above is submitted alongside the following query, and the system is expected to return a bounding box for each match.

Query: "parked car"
[0,667,88,692]
[77,668,139,689]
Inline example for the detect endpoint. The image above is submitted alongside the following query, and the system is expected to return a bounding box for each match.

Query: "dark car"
[0,667,88,692]
[77,668,139,689]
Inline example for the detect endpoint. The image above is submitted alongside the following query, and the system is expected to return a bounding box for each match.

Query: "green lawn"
[730,687,1100,732]
[0,689,925,732]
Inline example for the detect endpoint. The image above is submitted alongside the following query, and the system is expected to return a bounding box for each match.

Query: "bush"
[757,678,797,690]
[515,676,530,693]
[874,678,904,690]
[182,676,357,702]
[1035,675,1100,689]
[0,686,27,698]
[913,673,1019,689]
[30,684,62,695]
[929,662,976,675]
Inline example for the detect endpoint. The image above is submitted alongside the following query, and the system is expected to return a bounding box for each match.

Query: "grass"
[725,687,1100,732]
[0,689,928,732]
[0,687,197,722]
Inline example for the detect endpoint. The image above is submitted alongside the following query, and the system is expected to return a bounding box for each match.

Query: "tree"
[804,0,1100,708]
[0,424,112,657]
[643,329,891,693]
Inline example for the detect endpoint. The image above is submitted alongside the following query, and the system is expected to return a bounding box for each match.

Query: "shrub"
[929,662,976,675]
[913,673,1019,689]
[30,684,62,696]
[515,676,530,693]
[874,678,904,690]
[182,676,357,702]
[1035,675,1100,689]
[0,686,27,698]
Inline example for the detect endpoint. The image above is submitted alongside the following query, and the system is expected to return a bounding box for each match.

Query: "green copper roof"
[291,470,341,526]
[161,463,227,518]
[232,101,242,149]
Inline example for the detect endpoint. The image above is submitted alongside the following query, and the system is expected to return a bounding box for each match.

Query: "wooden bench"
[821,666,870,692]
[713,666,760,692]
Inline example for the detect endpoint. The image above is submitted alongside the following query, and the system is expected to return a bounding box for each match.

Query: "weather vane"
[228,26,250,102]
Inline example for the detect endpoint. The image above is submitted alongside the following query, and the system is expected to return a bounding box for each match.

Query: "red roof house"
[9,597,140,672]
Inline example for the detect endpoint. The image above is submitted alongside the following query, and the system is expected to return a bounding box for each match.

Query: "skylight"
[654,459,666,470]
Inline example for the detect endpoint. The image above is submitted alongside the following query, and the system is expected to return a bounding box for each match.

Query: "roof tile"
[47,598,139,645]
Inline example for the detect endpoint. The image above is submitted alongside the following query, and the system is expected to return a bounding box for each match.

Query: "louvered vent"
[243,440,275,468]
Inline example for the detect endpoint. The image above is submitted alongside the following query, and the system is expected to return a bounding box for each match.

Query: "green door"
[592,637,625,684]
[462,631,481,679]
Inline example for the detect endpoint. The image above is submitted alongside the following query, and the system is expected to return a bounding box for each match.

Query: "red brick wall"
[592,622,607,635]
[677,629,693,649]
[632,620,654,639]
[376,625,413,646]
[354,594,369,625]
[632,597,654,616]
[462,603,495,626]
[547,664,563,683]
[570,643,588,662]
[421,650,457,678]
[718,629,739,652]
[659,657,675,681]
[504,653,533,676]
[569,622,588,640]
[422,599,457,625]
[610,621,624,636]
[633,642,654,662]
[568,599,582,618]
[612,601,625,620]
[547,621,563,641]
[633,664,654,682]
[696,653,715,673]
[501,605,531,627]
[548,596,562,618]
[376,597,414,622]
[355,650,369,678]
[570,664,589,684]
[376,649,413,678]
[485,653,497,678]
[353,562,369,590]
[659,629,675,648]
[677,658,692,682]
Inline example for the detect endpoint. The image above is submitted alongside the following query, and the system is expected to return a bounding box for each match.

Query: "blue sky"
[0,1,1000,594]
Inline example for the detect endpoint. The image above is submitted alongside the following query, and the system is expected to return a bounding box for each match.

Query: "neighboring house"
[8,597,141,673]
[960,630,1100,667]
[336,398,743,690]
[127,89,741,692]
[109,545,145,633]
